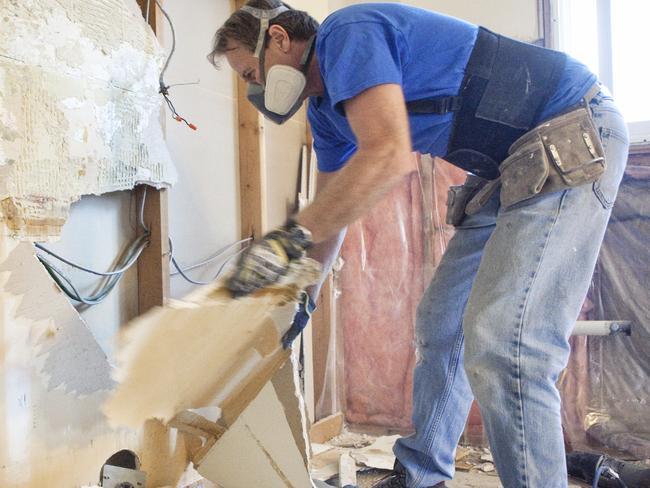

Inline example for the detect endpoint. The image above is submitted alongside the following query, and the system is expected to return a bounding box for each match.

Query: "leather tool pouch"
[446,175,486,226]
[499,107,606,208]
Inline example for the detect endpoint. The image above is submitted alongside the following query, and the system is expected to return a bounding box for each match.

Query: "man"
[209,2,629,487]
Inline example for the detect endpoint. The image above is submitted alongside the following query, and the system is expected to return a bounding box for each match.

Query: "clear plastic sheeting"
[560,160,650,459]
[335,155,465,429]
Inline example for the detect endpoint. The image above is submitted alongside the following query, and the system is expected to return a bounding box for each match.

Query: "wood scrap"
[168,410,226,440]
[310,412,344,444]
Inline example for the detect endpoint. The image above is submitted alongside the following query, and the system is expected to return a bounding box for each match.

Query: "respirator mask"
[240,5,316,125]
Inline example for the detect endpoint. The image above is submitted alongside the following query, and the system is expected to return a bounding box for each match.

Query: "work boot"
[371,470,446,488]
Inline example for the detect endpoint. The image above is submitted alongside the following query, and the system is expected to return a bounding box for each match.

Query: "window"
[549,0,650,143]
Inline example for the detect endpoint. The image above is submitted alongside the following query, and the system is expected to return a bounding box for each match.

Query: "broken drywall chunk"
[0,0,176,240]
[103,259,320,428]
[196,382,314,488]
[0,235,191,488]
[349,435,400,471]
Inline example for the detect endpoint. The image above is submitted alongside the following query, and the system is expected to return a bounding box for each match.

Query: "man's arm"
[304,170,347,301]
[295,83,415,244]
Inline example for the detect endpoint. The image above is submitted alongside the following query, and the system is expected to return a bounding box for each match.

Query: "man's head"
[209,1,319,84]
[208,1,320,123]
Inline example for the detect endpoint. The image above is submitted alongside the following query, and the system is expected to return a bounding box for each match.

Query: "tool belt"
[407,27,567,179]
[445,102,606,226]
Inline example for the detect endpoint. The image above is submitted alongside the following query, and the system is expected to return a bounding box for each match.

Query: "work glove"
[282,292,316,349]
[227,220,313,297]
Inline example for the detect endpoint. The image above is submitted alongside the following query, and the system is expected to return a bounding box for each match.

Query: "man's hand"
[282,292,316,349]
[227,220,313,297]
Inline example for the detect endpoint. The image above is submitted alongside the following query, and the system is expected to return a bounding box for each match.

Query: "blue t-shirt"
[308,3,597,172]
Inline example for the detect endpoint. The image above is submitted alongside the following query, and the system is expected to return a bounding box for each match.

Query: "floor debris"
[311,431,591,488]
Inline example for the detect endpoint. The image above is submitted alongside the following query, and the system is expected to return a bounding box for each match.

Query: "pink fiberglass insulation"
[338,156,466,429]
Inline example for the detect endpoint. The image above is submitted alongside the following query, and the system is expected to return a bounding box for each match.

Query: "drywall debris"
[329,430,374,449]
[479,462,496,473]
[0,0,176,241]
[103,258,321,428]
[0,234,190,487]
[338,451,357,488]
[350,435,400,471]
[196,381,314,488]
[311,447,341,482]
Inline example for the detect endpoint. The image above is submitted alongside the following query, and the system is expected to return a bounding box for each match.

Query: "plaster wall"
[35,0,240,361]
[159,0,240,299]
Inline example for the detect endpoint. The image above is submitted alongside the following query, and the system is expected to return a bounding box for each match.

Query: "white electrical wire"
[36,189,150,305]
[36,190,149,277]
[170,237,251,275]
[169,237,250,286]
[38,233,150,306]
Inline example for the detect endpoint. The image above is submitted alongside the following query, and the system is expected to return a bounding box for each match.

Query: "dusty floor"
[351,469,590,487]
[313,431,592,488]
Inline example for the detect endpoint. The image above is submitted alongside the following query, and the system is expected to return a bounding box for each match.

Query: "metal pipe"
[572,320,632,336]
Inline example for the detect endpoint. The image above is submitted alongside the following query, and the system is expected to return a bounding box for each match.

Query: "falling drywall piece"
[0,234,192,488]
[271,354,313,468]
[0,0,176,241]
[104,259,321,429]
[196,381,314,488]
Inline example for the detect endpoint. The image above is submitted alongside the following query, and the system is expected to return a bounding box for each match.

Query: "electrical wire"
[155,0,197,130]
[36,190,149,277]
[170,237,251,274]
[169,237,250,286]
[155,0,175,86]
[35,240,145,277]
[592,459,629,488]
[35,189,151,305]
[38,234,150,306]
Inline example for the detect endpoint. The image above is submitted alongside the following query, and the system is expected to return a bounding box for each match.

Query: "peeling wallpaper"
[0,0,176,240]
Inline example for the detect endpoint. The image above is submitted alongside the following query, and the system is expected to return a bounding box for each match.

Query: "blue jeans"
[394,92,629,488]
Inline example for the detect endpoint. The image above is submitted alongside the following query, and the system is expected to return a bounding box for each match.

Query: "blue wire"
[593,465,606,488]
[593,464,629,488]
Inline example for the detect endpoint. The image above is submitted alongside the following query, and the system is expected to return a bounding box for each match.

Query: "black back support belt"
[406,27,567,179]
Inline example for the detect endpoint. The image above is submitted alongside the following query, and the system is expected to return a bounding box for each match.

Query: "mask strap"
[299,34,317,71]
[239,5,290,58]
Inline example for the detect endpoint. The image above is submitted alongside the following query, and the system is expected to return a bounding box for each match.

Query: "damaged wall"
[0,0,176,241]
[0,236,195,488]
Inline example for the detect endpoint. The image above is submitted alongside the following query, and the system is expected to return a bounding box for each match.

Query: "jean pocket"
[592,127,629,209]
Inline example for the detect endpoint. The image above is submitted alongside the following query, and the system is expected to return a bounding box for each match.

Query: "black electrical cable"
[154,0,197,130]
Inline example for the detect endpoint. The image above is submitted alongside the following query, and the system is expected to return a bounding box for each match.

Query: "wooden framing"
[136,0,170,314]
[235,0,267,239]
[538,0,555,48]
